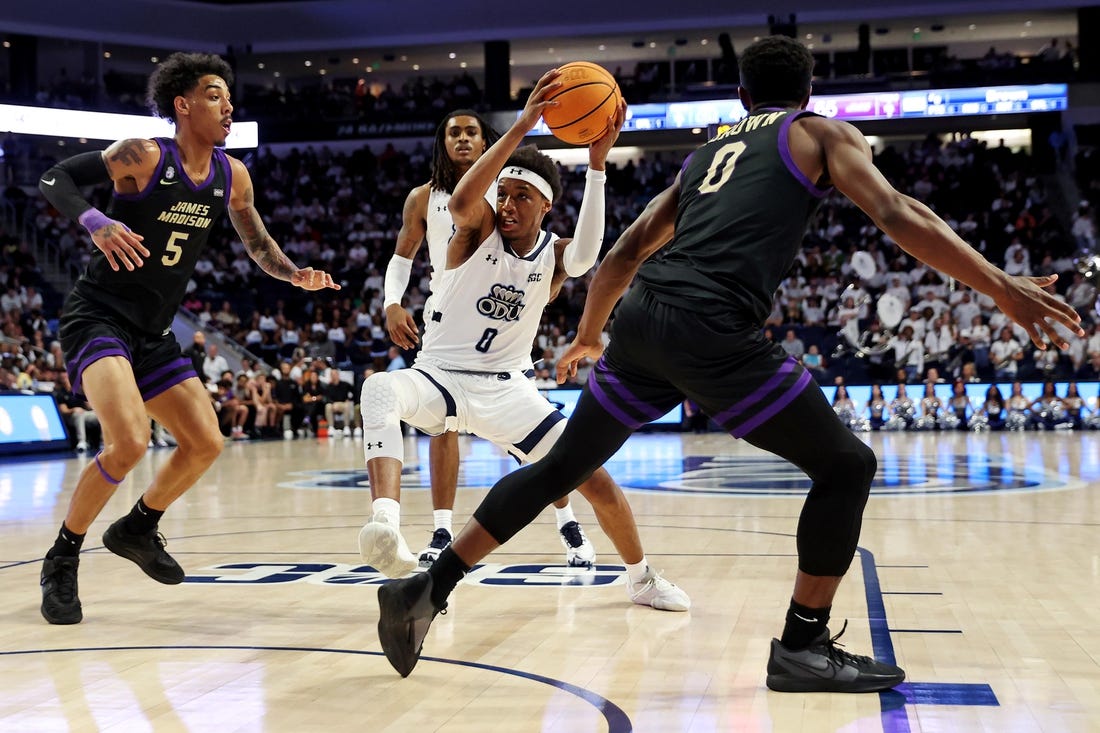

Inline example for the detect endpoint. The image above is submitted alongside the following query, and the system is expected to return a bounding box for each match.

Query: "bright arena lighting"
[0,104,259,149]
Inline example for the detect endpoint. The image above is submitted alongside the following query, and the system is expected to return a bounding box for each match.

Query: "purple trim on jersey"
[218,148,233,202]
[777,112,832,199]
[587,372,643,429]
[730,368,812,438]
[712,357,796,425]
[680,151,695,176]
[594,357,664,420]
[178,140,218,192]
[136,357,192,389]
[113,138,168,202]
[141,366,197,402]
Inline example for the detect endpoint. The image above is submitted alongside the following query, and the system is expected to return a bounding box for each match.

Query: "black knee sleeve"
[742,385,879,577]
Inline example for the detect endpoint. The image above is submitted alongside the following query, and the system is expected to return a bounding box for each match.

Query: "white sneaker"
[559,521,596,567]
[628,568,691,612]
[358,511,418,578]
[75,441,89,453]
[353,427,363,438]
[283,429,294,440]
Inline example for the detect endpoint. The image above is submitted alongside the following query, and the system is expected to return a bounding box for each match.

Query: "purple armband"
[78,208,114,236]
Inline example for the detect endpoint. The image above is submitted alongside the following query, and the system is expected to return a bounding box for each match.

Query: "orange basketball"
[543,61,621,146]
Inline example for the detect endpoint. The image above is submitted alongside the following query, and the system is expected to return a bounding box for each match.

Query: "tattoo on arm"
[108,140,145,168]
[230,183,296,281]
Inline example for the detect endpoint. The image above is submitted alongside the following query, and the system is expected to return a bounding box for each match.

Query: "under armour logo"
[485,253,498,265]
[506,167,524,176]
[366,441,383,449]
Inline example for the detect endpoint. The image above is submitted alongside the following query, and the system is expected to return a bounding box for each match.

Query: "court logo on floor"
[279,453,1066,497]
[618,454,1066,496]
[185,562,623,587]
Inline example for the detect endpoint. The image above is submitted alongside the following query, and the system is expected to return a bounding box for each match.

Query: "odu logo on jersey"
[477,283,525,321]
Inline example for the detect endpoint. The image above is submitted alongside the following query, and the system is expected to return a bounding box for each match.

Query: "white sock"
[372,497,401,524]
[433,509,453,534]
[626,558,649,585]
[554,502,577,528]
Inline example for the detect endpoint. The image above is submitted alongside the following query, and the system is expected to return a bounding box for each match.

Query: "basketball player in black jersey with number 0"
[37,52,339,625]
[377,37,1083,690]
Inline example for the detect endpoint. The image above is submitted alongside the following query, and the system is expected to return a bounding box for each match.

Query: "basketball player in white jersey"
[359,81,689,611]
[384,110,596,568]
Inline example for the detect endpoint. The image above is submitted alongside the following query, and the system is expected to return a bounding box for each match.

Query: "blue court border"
[0,645,634,732]
[859,548,999,733]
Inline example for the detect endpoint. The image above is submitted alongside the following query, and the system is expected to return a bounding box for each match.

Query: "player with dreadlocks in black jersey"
[37,51,339,625]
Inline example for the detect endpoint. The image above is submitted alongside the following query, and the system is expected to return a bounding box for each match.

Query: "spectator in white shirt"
[203,344,230,384]
[990,327,1023,379]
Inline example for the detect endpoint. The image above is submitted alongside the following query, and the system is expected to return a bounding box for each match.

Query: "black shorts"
[590,285,812,438]
[59,292,197,402]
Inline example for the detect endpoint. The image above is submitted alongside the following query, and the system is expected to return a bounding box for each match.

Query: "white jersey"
[418,229,558,372]
[425,188,457,295]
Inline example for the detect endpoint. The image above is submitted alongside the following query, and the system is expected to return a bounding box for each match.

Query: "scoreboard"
[526,83,1067,138]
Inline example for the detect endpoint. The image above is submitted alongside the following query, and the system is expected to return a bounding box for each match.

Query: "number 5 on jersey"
[162,231,189,267]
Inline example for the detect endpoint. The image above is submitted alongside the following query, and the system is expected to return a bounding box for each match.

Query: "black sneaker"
[40,555,82,625]
[377,572,445,677]
[102,518,185,584]
[418,528,452,568]
[766,621,905,693]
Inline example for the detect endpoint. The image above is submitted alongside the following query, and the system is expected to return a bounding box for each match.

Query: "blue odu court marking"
[281,452,1069,497]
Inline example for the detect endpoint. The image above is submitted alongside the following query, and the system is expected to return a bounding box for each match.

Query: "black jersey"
[70,137,233,335]
[637,109,831,324]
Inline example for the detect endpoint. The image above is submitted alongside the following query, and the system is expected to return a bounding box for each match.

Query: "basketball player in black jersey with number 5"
[37,52,339,625]
[377,37,1083,690]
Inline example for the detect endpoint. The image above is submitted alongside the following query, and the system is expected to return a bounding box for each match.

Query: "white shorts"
[397,364,565,463]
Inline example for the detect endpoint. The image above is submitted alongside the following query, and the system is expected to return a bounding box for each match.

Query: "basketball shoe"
[559,520,596,567]
[766,621,906,693]
[359,510,418,578]
[418,528,452,568]
[102,518,185,584]
[628,567,691,611]
[377,571,445,677]
[40,555,82,624]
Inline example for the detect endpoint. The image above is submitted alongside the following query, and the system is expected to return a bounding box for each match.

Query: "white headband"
[497,165,554,202]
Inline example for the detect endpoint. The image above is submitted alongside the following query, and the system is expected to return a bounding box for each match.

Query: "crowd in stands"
[4,126,1100,447]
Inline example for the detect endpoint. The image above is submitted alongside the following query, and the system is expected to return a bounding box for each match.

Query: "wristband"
[78,208,114,236]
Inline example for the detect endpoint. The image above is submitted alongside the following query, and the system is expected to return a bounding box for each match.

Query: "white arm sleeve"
[383,254,414,308]
[562,167,606,277]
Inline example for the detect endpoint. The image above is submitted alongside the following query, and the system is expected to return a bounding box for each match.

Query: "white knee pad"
[360,371,408,462]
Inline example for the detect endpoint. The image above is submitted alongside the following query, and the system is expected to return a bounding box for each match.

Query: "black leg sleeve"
[740,386,877,576]
[473,385,636,544]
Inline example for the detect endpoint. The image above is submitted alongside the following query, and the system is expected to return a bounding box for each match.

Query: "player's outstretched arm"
[817,118,1081,349]
[40,140,154,271]
[227,158,340,292]
[559,100,627,278]
[557,175,679,384]
[384,185,429,349]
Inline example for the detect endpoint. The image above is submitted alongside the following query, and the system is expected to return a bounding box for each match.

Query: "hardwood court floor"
[0,429,1097,732]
